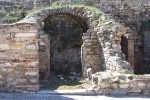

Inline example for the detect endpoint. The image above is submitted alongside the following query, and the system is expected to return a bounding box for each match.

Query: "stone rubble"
[92,72,150,95]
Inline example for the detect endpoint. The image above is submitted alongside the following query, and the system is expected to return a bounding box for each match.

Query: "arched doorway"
[44,13,88,76]
[120,35,128,61]
[39,13,92,90]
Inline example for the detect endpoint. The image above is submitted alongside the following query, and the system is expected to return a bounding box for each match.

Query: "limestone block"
[0,81,5,85]
[129,83,137,88]
[87,68,92,80]
[26,45,37,50]
[119,84,129,89]
[39,41,46,46]
[102,88,113,94]
[16,79,27,83]
[0,75,2,80]
[129,88,142,93]
[99,72,112,80]
[4,62,12,67]
[28,61,38,67]
[111,77,120,83]
[146,85,150,89]
[25,72,38,76]
[0,44,10,50]
[137,82,147,89]
[8,27,20,33]
[1,68,7,72]
[82,36,90,40]
[21,52,38,57]
[7,68,13,73]
[6,78,14,83]
[10,43,25,50]
[98,82,111,88]
[111,83,119,89]
[15,33,36,38]
[15,66,24,71]
[91,36,97,39]
[83,33,90,36]
[28,30,38,33]
[27,85,39,91]
[29,78,37,83]
[111,72,122,77]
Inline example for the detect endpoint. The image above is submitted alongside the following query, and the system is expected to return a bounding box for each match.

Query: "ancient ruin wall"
[24,5,131,72]
[0,5,132,93]
[0,23,39,92]
[92,72,150,95]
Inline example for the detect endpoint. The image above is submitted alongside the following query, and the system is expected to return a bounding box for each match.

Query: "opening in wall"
[120,35,128,61]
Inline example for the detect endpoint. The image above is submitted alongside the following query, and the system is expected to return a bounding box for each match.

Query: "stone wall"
[0,23,39,92]
[92,72,150,95]
[82,29,102,77]
[20,5,133,75]
[0,5,134,93]
[38,34,50,80]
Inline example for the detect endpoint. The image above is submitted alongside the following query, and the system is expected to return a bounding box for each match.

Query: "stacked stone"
[0,5,133,93]
[92,72,150,95]
[0,23,39,93]
[38,34,50,80]
[82,29,101,77]
[96,15,131,71]
[25,5,131,72]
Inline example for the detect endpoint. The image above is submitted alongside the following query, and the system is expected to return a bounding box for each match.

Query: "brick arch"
[0,5,132,93]
[23,5,131,71]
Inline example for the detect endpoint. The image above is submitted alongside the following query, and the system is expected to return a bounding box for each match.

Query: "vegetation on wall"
[0,2,25,23]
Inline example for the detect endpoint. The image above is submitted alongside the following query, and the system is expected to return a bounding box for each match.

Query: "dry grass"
[40,76,91,90]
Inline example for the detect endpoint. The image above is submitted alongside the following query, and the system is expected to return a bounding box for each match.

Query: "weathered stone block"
[28,61,38,67]
[129,88,142,93]
[15,33,36,38]
[0,44,10,50]
[10,43,25,50]
[87,68,92,80]
[6,78,14,83]
[111,83,119,89]
[137,82,147,89]
[29,78,37,83]
[119,84,129,89]
[25,72,38,76]
[98,82,111,88]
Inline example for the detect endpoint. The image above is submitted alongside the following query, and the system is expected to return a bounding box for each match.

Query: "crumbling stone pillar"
[38,34,50,80]
[127,34,135,68]
[82,29,101,77]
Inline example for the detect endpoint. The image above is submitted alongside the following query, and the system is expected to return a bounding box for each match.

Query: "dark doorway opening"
[120,35,128,61]
[44,13,87,76]
[134,20,150,74]
[40,13,89,90]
